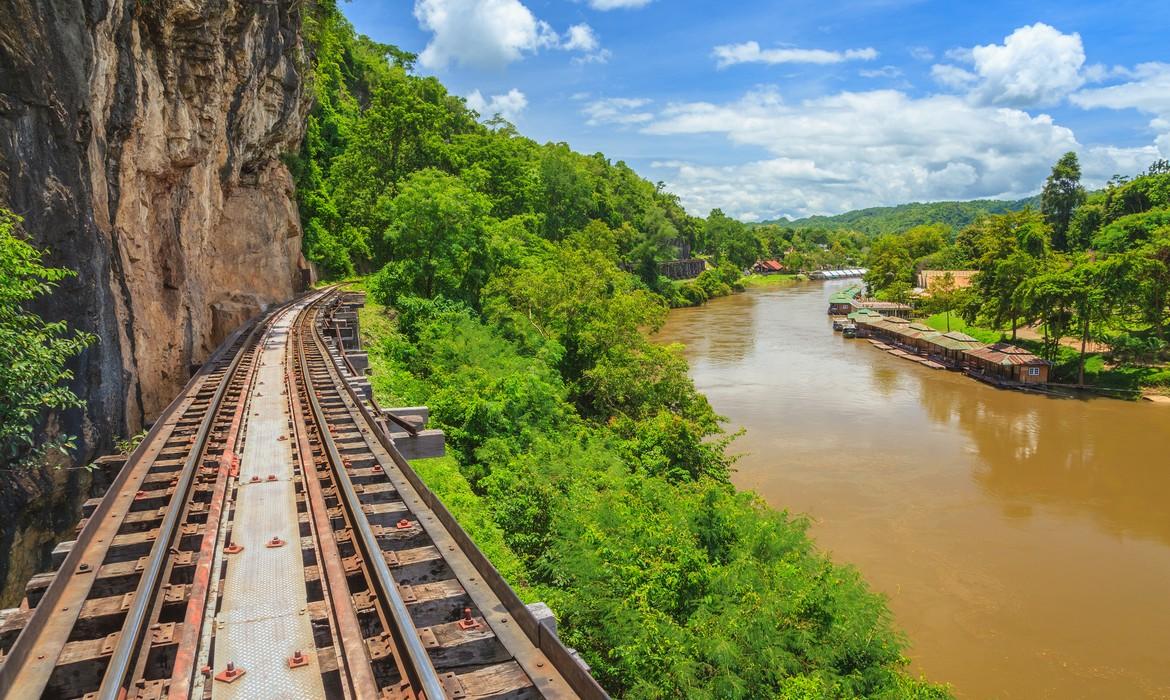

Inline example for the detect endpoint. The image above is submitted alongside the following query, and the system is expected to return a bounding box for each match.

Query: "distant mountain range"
[756,195,1042,234]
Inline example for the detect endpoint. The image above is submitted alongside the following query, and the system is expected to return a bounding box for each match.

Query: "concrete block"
[390,429,445,460]
[386,406,430,425]
[345,351,369,375]
[351,380,372,401]
[527,601,557,635]
[51,540,74,569]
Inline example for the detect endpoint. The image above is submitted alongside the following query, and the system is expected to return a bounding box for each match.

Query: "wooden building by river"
[922,331,984,367]
[855,299,913,319]
[962,343,1051,384]
[845,300,1052,386]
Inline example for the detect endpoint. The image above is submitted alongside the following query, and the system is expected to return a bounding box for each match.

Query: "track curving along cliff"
[0,0,313,604]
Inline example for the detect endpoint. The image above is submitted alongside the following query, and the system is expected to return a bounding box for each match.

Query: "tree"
[929,271,958,331]
[1017,260,1110,383]
[371,169,491,305]
[700,208,756,264]
[1041,151,1086,251]
[1,210,95,465]
[964,210,1050,339]
[628,206,679,286]
[539,144,595,240]
[864,235,913,296]
[722,224,763,269]
[1016,269,1076,364]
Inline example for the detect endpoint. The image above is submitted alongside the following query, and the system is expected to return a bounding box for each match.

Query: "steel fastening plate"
[101,633,118,656]
[365,633,394,661]
[351,590,376,613]
[150,622,176,645]
[418,627,439,648]
[440,672,469,700]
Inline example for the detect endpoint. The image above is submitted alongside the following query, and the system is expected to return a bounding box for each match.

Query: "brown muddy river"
[654,279,1170,699]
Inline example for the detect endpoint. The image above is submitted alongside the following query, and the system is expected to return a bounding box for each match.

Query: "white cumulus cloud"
[931,64,977,90]
[466,88,528,122]
[1071,62,1170,117]
[859,65,903,79]
[414,0,604,69]
[712,41,877,68]
[932,23,1086,107]
[639,87,1145,219]
[909,46,935,62]
[583,97,654,126]
[414,0,557,69]
[563,24,599,52]
[1072,62,1170,158]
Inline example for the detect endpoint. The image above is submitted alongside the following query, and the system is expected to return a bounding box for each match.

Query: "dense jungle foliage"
[863,155,1170,390]
[293,3,948,698]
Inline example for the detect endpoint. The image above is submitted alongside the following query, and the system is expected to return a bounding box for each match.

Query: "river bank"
[655,278,1170,699]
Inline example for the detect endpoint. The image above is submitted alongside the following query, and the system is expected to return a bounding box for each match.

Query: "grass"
[1029,344,1169,392]
[921,312,1003,343]
[741,273,803,288]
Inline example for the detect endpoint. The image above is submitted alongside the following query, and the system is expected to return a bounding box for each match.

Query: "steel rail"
[297,295,449,700]
[165,300,283,699]
[286,290,383,699]
[0,315,259,699]
[316,297,609,700]
[95,311,272,700]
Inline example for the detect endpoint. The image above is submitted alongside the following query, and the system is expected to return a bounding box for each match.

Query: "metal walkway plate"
[213,300,326,700]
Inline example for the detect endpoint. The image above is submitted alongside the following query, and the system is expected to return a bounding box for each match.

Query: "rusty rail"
[311,296,610,700]
[0,309,265,699]
[0,286,609,700]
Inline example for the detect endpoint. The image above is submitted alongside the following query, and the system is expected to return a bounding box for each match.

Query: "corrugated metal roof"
[859,300,913,310]
[924,334,984,350]
[942,331,979,342]
[964,343,1049,366]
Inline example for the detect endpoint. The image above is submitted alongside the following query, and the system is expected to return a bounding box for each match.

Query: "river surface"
[654,279,1170,699]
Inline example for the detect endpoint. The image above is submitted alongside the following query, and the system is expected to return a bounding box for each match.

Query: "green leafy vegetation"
[865,155,1170,391]
[0,209,94,466]
[299,5,947,697]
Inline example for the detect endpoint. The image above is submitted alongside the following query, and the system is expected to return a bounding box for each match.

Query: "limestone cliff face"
[0,0,310,444]
[0,0,310,602]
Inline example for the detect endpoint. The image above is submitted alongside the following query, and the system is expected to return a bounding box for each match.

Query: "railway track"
[0,288,607,700]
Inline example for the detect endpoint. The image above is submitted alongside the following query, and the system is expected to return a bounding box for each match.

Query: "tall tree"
[929,271,958,332]
[1041,151,1087,251]
[371,169,491,305]
[964,210,1050,338]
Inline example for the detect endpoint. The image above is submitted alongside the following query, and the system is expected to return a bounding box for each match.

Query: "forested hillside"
[289,3,947,698]
[761,196,1041,235]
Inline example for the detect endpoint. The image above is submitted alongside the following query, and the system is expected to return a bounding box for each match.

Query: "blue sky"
[340,0,1170,220]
